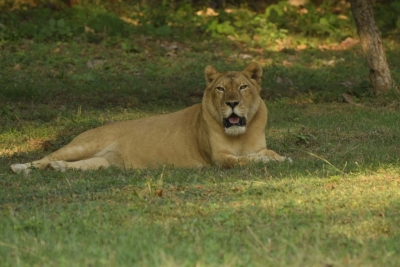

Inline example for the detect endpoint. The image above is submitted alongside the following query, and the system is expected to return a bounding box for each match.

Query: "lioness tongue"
[229,117,240,124]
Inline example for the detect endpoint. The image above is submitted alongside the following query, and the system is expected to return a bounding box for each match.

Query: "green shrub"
[375,0,400,35]
[0,0,396,45]
[0,5,135,42]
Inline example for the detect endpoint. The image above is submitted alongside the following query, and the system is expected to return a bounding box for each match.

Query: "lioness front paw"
[258,155,293,163]
[258,155,273,163]
[48,161,67,172]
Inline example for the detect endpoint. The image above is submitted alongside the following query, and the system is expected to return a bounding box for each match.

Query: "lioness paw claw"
[260,156,293,163]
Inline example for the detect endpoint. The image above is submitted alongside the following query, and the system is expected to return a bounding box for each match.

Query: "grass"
[1,5,400,266]
[1,164,400,266]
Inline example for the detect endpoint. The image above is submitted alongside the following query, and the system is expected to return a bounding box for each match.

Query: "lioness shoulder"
[11,62,289,174]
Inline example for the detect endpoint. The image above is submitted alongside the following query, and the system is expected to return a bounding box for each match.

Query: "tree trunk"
[350,0,398,95]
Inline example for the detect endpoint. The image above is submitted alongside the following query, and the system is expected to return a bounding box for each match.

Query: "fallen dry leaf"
[120,17,139,26]
[84,26,95,33]
[239,54,252,60]
[154,189,163,197]
[52,47,61,53]
[340,37,359,49]
[342,92,355,104]
[196,7,219,17]
[296,44,307,50]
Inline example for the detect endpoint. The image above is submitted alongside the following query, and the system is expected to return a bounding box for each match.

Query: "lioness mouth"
[223,113,246,128]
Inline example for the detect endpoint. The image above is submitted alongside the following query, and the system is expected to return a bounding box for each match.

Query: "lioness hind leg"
[48,157,111,172]
[10,156,53,174]
[10,141,109,174]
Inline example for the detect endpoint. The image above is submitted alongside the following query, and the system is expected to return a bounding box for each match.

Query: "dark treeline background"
[1,0,398,11]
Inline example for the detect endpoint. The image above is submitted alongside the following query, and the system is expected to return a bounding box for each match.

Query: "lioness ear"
[244,62,262,85]
[205,65,219,84]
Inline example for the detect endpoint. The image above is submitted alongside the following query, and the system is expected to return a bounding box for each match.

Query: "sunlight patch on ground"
[0,138,50,157]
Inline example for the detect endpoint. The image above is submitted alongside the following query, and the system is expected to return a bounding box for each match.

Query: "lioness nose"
[225,101,239,108]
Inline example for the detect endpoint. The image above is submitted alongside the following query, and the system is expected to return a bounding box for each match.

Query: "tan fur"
[10,62,289,174]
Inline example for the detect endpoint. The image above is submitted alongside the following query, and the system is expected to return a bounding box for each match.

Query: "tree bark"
[350,0,398,95]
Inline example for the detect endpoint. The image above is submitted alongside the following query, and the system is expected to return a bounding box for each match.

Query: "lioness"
[11,62,289,174]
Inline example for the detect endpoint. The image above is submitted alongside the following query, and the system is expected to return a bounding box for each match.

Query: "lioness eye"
[216,86,225,92]
[239,85,248,90]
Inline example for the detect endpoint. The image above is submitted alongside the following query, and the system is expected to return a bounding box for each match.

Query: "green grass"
[2,76,400,267]
[2,5,400,266]
[1,164,400,266]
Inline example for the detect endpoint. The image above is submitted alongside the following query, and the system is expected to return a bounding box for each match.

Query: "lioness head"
[203,62,263,136]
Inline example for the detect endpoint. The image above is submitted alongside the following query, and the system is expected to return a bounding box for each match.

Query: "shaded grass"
[3,38,399,110]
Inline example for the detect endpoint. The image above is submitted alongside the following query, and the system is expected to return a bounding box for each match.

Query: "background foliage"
[1,0,400,105]
[1,0,399,44]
